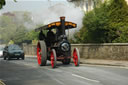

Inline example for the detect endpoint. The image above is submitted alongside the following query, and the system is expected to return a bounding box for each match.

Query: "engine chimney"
[60,16,65,35]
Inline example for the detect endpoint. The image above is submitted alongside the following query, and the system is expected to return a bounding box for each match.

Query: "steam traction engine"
[35,17,80,68]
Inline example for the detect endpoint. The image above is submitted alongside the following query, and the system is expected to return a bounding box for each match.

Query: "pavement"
[80,58,128,67]
[0,57,128,85]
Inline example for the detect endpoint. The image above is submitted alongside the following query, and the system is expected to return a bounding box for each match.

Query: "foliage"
[108,0,128,42]
[74,0,128,43]
[0,11,38,45]
[92,0,102,8]
[0,0,5,9]
[8,40,14,45]
[0,0,16,9]
[26,30,39,41]
[11,25,28,44]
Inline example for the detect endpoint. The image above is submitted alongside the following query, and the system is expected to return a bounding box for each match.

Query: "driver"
[46,29,55,46]
[39,30,46,40]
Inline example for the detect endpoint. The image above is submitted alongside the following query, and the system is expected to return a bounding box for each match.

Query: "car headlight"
[61,43,70,51]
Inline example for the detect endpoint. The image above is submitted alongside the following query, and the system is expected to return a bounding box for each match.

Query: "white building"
[77,0,94,12]
[80,0,128,12]
[126,0,128,4]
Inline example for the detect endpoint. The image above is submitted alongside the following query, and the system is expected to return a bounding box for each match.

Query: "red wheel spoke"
[37,43,42,65]
[51,52,54,68]
[50,49,56,68]
[73,48,79,66]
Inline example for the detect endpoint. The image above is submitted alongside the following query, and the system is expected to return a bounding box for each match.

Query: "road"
[0,57,128,85]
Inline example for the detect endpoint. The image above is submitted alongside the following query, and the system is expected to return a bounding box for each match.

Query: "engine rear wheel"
[37,41,47,66]
[50,49,57,68]
[73,48,80,66]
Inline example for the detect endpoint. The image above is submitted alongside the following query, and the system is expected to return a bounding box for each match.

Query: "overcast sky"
[6,0,66,1]
[1,0,68,13]
[0,0,84,33]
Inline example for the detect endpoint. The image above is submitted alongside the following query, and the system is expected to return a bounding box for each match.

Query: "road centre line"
[72,74,100,83]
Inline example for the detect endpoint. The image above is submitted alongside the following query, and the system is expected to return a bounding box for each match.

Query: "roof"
[35,21,77,32]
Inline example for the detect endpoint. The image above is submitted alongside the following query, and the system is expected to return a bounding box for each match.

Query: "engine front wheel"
[73,48,80,66]
[50,49,57,68]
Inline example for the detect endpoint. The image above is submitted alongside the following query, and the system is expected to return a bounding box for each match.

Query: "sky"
[1,0,67,13]
[0,0,84,36]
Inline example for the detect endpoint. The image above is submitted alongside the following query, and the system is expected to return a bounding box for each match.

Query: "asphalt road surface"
[0,57,128,85]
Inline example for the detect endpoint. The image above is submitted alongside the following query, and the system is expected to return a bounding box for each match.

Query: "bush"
[74,0,128,43]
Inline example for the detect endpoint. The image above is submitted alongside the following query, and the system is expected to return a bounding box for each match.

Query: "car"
[0,47,4,58]
[3,44,25,60]
[35,16,80,68]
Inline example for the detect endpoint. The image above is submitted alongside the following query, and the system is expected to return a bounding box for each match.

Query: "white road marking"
[53,78,65,85]
[72,74,100,83]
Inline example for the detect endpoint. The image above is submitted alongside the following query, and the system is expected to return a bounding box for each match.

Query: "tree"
[0,0,5,9]
[26,24,46,42]
[11,25,28,44]
[108,0,128,42]
[8,40,14,45]
[0,0,16,9]
[92,0,102,8]
[0,11,34,44]
[26,30,39,41]
[74,0,128,43]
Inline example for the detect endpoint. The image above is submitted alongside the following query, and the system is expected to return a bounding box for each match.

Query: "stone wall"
[23,43,37,56]
[23,43,128,60]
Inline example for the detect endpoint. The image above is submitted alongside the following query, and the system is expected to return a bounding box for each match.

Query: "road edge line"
[72,74,100,83]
